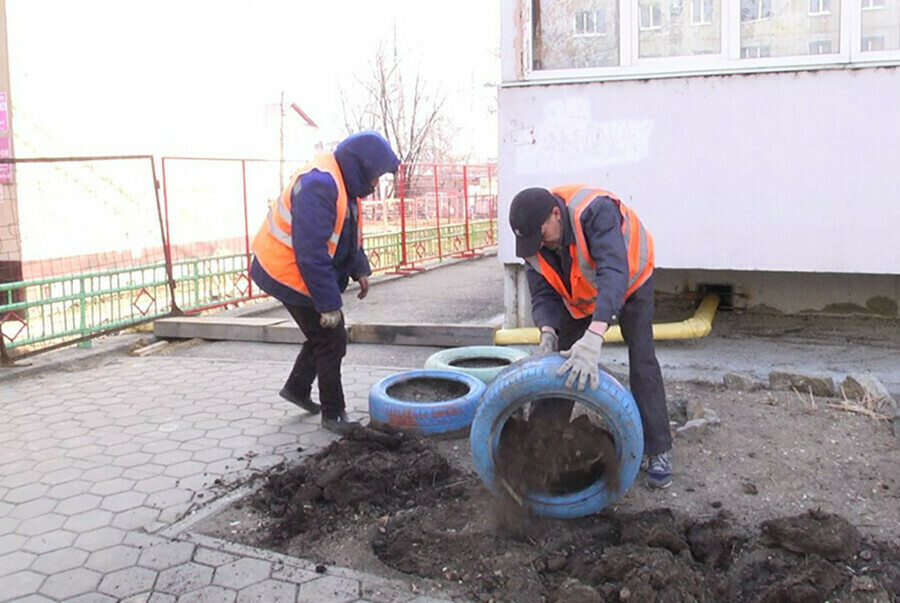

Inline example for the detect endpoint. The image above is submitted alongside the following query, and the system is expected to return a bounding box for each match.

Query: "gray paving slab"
[0,352,452,601]
[1,253,898,601]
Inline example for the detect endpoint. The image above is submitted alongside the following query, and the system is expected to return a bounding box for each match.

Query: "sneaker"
[645,451,673,489]
[279,388,321,415]
[321,412,361,436]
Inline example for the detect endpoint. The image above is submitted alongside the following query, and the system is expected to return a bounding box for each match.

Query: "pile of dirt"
[247,426,457,545]
[221,425,900,603]
[498,412,620,495]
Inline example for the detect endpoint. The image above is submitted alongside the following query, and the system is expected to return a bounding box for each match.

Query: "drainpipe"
[494,294,721,345]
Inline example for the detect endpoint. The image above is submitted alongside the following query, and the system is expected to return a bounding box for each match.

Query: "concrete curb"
[0,332,149,383]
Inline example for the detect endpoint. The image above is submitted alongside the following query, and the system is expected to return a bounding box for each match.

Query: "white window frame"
[808,0,832,16]
[741,0,772,22]
[862,35,885,51]
[809,39,834,54]
[515,0,900,86]
[691,0,713,25]
[740,44,771,58]
[639,3,663,30]
[574,9,608,37]
[861,0,884,9]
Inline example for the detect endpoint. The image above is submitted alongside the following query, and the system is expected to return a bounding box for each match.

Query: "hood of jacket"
[334,131,400,199]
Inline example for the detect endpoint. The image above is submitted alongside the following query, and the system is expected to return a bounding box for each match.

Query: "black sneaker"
[321,412,361,436]
[278,388,321,414]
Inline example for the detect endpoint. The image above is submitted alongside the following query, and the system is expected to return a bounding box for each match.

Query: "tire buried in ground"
[424,345,530,383]
[369,369,486,437]
[470,355,644,518]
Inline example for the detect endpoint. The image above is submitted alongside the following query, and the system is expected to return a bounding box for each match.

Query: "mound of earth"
[200,422,900,602]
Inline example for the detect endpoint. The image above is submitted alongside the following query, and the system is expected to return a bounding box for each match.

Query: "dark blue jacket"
[526,194,629,329]
[251,131,400,311]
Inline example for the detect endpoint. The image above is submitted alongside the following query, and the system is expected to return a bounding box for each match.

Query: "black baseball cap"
[509,187,557,257]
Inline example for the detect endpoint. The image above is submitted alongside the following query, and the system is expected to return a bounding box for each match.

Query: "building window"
[809,0,831,15]
[741,0,772,21]
[741,45,772,58]
[809,40,834,54]
[575,9,608,36]
[691,0,714,25]
[862,36,886,51]
[639,3,662,30]
[526,0,899,79]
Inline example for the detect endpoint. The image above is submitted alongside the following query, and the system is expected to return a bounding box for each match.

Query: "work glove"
[319,309,343,329]
[557,329,604,391]
[538,329,558,354]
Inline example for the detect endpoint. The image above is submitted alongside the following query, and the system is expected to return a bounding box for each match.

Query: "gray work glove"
[319,309,343,329]
[538,329,558,354]
[557,329,604,391]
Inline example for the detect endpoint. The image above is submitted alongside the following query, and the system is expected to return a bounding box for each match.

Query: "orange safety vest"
[251,154,363,297]
[525,185,654,319]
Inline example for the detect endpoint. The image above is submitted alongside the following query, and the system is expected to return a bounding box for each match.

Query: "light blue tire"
[469,355,644,518]
[424,345,530,383]
[369,369,486,437]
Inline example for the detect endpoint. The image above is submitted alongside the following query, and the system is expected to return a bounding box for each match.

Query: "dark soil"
[387,376,471,401]
[498,413,620,495]
[214,424,900,603]
[449,356,512,369]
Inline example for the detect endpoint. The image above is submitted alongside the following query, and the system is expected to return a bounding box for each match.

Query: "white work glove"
[557,329,604,391]
[538,329,558,354]
[319,309,343,329]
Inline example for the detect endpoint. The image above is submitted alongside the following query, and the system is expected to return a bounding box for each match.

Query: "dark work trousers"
[530,275,673,456]
[281,302,347,418]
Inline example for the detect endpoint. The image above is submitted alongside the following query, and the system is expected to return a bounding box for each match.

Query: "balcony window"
[525,0,899,80]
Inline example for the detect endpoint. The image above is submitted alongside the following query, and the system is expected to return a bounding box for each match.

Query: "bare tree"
[338,38,463,196]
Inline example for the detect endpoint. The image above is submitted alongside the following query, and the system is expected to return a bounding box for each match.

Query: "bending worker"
[250,131,400,435]
[508,186,674,489]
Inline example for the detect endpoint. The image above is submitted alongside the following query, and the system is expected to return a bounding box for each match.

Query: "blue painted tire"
[469,355,644,518]
[369,369,487,437]
[424,345,530,383]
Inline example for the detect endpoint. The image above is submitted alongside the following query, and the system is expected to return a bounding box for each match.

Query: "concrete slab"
[154,317,290,342]
[349,323,496,347]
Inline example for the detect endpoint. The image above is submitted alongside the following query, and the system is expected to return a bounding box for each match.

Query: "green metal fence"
[0,156,497,363]
[0,253,263,359]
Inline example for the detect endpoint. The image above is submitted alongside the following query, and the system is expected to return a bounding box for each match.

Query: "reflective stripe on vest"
[251,154,353,297]
[266,185,297,247]
[527,187,654,319]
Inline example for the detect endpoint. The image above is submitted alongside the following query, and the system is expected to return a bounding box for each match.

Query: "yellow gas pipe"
[494,294,721,345]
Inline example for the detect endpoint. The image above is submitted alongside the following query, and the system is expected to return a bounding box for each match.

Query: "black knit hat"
[509,188,556,257]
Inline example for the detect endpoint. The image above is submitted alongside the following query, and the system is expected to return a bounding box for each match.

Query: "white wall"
[497,67,900,276]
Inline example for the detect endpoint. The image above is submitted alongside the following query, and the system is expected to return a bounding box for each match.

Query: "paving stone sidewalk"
[0,354,450,602]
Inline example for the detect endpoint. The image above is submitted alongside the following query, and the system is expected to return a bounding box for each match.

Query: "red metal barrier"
[159,157,498,310]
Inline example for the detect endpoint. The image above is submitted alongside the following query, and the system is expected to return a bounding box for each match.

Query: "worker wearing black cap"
[508,185,673,489]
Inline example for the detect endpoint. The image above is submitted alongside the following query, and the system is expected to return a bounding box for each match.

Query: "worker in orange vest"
[509,186,674,489]
[251,131,399,435]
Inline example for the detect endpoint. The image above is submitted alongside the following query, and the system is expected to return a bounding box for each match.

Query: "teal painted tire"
[369,369,486,437]
[424,345,530,384]
[469,355,644,518]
